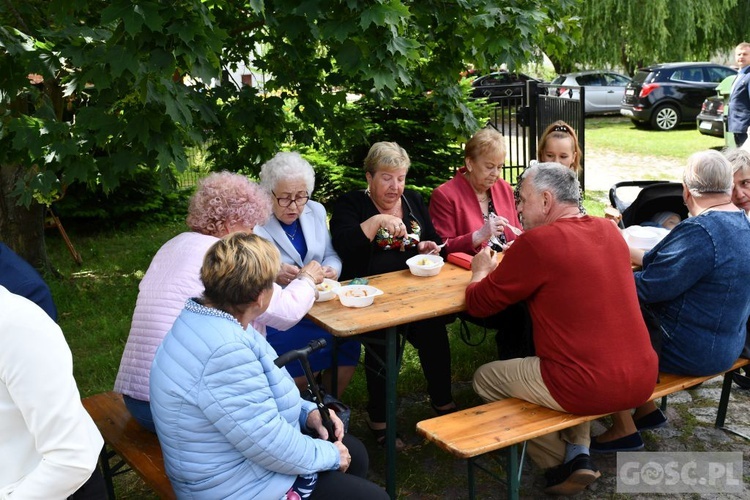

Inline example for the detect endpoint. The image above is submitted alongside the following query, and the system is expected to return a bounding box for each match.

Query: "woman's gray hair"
[259,151,316,193]
[724,147,750,175]
[519,162,580,204]
[683,150,733,197]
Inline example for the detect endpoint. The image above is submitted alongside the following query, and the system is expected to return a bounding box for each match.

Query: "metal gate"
[485,80,586,191]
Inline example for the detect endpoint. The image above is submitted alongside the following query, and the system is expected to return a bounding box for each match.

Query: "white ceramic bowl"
[335,285,384,308]
[315,278,341,302]
[406,254,445,277]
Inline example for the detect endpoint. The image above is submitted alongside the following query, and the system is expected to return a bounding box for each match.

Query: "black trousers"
[363,317,453,422]
[309,434,388,499]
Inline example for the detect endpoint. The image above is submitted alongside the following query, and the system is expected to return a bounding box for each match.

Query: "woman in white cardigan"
[255,152,360,397]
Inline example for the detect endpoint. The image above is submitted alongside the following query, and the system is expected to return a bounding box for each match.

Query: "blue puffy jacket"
[150,300,340,499]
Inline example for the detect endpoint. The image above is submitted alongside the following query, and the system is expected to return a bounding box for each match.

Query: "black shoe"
[544,454,601,496]
[634,408,668,431]
[431,402,458,416]
[590,432,644,453]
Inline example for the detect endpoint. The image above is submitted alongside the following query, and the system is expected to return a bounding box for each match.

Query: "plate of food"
[334,284,384,308]
[315,278,341,302]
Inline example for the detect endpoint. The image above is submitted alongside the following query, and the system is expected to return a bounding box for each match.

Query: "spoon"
[506,224,523,236]
[430,240,448,255]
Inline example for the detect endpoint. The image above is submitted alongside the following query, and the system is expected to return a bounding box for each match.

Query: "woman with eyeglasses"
[255,152,361,397]
[115,172,323,432]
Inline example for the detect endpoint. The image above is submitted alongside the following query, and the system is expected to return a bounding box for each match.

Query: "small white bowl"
[335,285,384,308]
[315,278,341,302]
[406,254,445,277]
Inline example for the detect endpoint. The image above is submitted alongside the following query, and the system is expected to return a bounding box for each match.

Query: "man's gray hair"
[520,162,580,204]
[683,150,732,197]
[259,151,316,194]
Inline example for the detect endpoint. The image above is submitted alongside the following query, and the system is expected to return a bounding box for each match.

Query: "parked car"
[620,62,736,131]
[696,96,725,138]
[550,70,631,114]
[470,71,539,101]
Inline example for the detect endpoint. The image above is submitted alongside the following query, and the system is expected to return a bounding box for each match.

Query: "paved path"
[584,150,684,204]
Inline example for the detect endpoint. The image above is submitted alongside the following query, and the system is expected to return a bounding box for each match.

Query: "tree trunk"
[0,162,50,272]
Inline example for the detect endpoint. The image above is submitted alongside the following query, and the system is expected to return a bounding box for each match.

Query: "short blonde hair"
[201,232,280,312]
[465,127,505,164]
[683,150,733,197]
[363,142,410,175]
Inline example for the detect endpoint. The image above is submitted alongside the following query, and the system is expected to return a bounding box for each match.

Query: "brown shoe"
[543,454,601,496]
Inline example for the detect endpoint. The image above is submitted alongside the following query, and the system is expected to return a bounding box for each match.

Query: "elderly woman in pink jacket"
[114,171,324,432]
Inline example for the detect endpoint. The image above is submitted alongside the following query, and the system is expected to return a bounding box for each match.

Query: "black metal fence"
[482,80,586,191]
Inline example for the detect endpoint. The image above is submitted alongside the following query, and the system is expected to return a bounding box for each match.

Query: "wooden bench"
[416,358,750,500]
[82,391,175,499]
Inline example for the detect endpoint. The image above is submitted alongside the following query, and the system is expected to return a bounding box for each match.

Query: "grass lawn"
[41,118,721,498]
[585,115,726,160]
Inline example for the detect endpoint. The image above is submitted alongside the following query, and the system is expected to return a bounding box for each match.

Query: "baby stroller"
[609,180,689,228]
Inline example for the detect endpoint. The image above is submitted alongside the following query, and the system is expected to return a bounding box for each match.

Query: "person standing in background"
[728,43,750,148]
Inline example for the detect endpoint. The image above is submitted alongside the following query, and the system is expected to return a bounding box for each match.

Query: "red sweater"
[429,169,521,255]
[466,216,658,414]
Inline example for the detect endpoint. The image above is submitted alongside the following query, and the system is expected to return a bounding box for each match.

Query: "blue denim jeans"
[123,394,156,433]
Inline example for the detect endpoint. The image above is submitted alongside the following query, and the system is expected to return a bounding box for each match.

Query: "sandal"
[367,422,406,451]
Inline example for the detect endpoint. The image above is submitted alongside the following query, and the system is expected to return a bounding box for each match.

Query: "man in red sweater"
[467,162,658,496]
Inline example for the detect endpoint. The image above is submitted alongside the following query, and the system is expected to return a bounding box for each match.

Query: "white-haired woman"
[593,150,750,452]
[255,152,360,397]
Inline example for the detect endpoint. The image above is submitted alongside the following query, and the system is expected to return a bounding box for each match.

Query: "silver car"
[551,70,632,114]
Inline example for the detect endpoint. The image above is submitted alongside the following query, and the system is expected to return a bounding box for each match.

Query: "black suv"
[620,62,736,131]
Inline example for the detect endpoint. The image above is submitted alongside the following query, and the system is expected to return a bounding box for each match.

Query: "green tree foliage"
[547,0,747,76]
[0,0,575,266]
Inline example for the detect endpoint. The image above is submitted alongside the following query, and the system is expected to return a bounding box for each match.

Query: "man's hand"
[470,246,499,283]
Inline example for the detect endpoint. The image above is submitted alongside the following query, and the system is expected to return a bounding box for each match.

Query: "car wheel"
[650,104,681,131]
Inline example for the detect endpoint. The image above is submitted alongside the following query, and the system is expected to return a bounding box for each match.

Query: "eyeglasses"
[552,125,569,133]
[272,191,310,208]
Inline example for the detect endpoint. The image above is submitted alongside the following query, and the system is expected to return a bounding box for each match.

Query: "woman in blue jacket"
[150,233,386,499]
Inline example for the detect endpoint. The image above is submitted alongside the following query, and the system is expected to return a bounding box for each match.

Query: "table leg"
[384,325,398,499]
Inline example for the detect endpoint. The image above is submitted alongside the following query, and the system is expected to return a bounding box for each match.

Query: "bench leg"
[714,369,750,440]
[659,395,668,411]
[467,458,476,500]
[98,445,116,500]
[506,444,521,500]
[715,370,734,428]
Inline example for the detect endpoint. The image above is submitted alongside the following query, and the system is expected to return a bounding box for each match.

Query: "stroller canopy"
[610,181,689,228]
